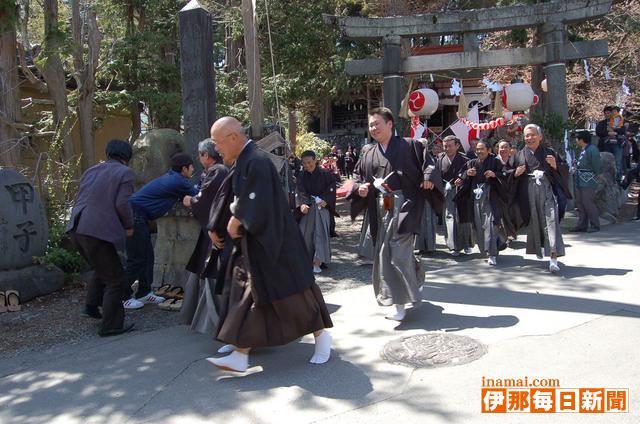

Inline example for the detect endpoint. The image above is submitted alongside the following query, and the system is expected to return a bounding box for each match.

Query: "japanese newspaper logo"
[481,377,628,413]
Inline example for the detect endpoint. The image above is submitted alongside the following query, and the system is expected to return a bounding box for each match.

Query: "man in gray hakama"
[437,136,474,256]
[510,124,571,272]
[349,108,438,321]
[180,139,228,334]
[456,141,506,265]
[414,198,438,254]
[295,150,336,273]
[414,146,443,254]
[356,210,375,262]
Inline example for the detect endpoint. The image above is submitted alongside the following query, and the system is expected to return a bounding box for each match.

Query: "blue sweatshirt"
[130,171,198,220]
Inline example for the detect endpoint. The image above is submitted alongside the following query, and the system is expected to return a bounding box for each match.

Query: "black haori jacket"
[186,163,228,277]
[347,136,443,244]
[508,145,572,227]
[294,166,339,221]
[223,142,314,306]
[454,154,507,224]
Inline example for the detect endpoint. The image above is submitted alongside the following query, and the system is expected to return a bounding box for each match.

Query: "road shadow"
[395,301,519,332]
[423,281,640,318]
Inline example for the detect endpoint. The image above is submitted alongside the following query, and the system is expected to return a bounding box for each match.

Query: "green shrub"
[35,223,85,280]
[295,132,332,158]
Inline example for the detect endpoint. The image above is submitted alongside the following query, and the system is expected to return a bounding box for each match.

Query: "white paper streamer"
[450,79,462,96]
[583,60,590,81]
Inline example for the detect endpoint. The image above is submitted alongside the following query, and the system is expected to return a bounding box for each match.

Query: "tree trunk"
[225,0,243,71]
[0,24,22,167]
[288,108,297,152]
[241,0,264,140]
[319,96,331,134]
[38,0,75,162]
[129,102,142,144]
[71,0,101,171]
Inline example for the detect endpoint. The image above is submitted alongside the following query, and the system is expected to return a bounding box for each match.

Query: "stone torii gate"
[324,0,612,121]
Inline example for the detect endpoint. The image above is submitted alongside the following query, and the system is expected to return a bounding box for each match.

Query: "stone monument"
[179,0,216,179]
[0,168,64,302]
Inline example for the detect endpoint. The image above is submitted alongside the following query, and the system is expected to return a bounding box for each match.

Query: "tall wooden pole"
[241,0,264,140]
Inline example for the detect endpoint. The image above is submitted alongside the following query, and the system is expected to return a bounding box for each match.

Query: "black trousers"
[123,211,154,300]
[72,232,126,332]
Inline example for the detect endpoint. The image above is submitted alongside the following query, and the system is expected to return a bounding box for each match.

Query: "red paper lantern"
[408,88,439,116]
[489,120,498,129]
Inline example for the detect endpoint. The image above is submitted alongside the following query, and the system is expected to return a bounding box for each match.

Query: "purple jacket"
[67,159,136,250]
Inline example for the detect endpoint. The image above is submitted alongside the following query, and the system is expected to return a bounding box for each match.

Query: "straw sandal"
[155,284,172,297]
[0,292,7,313]
[6,290,21,312]
[168,299,183,312]
[165,286,184,300]
[158,298,178,311]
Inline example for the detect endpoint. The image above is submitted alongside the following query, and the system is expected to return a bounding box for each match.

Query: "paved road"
[1,206,638,423]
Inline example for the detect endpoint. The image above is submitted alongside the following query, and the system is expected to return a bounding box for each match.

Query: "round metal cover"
[381,333,486,368]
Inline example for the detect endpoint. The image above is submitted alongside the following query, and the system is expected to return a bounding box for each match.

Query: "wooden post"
[242,0,264,140]
[288,108,297,153]
[0,21,22,167]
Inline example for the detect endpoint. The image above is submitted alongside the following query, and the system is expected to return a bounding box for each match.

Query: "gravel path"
[0,199,369,362]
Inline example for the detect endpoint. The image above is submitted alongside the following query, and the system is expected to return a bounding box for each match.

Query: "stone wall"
[153,204,200,288]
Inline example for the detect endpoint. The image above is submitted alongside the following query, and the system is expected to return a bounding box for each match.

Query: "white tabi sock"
[385,304,406,321]
[217,344,236,354]
[205,351,249,372]
[310,331,332,364]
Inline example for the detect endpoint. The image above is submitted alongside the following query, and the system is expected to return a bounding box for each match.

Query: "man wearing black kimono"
[348,107,434,321]
[455,141,506,265]
[437,136,474,256]
[205,117,333,373]
[295,150,337,273]
[414,141,443,255]
[511,124,571,273]
[179,139,228,333]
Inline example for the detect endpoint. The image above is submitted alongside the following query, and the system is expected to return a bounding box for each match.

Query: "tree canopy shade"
[3,0,637,168]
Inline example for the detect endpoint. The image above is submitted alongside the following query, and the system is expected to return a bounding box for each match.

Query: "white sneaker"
[488,256,497,266]
[313,266,322,273]
[464,248,473,254]
[123,298,144,309]
[137,292,166,304]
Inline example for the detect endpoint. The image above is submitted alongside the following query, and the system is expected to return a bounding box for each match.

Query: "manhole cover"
[381,333,486,368]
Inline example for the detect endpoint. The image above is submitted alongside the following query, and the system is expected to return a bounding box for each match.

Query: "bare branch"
[16,42,48,93]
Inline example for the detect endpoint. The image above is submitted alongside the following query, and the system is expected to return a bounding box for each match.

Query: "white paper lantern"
[541,79,548,93]
[501,82,536,112]
[407,88,439,117]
